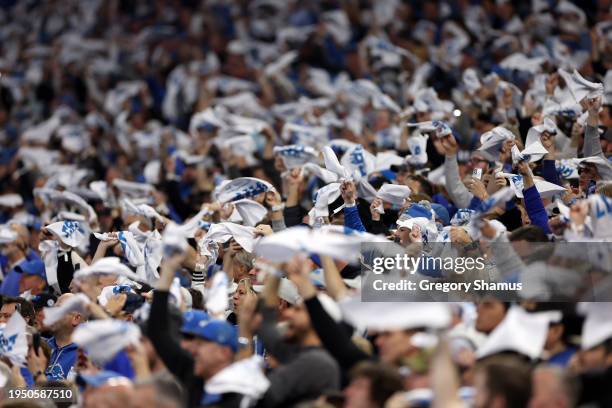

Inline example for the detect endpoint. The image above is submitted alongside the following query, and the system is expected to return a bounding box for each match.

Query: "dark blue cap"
[403,204,432,220]
[431,203,450,226]
[15,259,46,280]
[180,309,210,336]
[181,311,237,352]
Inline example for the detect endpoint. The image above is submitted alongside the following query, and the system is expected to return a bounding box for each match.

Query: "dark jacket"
[256,305,341,407]
[149,290,203,407]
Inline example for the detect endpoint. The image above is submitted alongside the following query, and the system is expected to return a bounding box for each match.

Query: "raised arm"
[517,161,551,235]
[148,255,195,383]
[341,180,366,232]
[320,255,348,301]
[582,97,604,158]
[436,135,474,209]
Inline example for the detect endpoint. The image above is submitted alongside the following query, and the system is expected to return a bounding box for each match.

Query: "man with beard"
[42,293,83,381]
[251,260,341,407]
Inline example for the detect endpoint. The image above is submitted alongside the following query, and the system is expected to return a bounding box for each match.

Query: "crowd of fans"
[1,0,612,407]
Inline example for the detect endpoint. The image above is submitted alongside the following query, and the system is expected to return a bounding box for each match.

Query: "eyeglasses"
[578,166,595,175]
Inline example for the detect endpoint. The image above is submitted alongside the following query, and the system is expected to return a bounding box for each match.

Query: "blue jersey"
[45,337,78,381]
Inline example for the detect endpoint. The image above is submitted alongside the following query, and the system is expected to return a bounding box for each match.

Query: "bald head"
[56,293,75,306]
[529,365,578,408]
[84,383,134,408]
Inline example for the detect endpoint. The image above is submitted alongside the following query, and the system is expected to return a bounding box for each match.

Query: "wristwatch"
[238,336,251,349]
[271,203,285,212]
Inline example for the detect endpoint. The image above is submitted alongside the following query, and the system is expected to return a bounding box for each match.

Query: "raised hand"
[254,224,273,237]
[340,180,357,205]
[465,177,489,200]
[441,134,458,156]
[370,198,383,221]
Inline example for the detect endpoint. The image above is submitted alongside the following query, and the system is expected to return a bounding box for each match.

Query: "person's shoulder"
[45,336,57,349]
[298,347,340,370]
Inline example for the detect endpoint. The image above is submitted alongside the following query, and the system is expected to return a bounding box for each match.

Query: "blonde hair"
[237,277,256,294]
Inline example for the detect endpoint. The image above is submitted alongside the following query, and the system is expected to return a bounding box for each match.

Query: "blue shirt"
[548,347,577,367]
[21,367,34,387]
[104,350,135,379]
[45,337,78,381]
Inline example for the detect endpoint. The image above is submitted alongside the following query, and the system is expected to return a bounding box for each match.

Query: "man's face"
[20,274,45,295]
[544,324,563,350]
[396,227,411,245]
[0,303,17,324]
[281,303,311,342]
[374,330,416,365]
[475,300,506,334]
[191,339,230,380]
[578,164,599,191]
[344,377,373,408]
[470,156,489,172]
[49,311,77,334]
[47,294,80,333]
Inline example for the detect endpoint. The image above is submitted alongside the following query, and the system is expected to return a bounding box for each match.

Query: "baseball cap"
[199,320,239,352]
[180,309,210,336]
[403,203,433,220]
[15,259,46,280]
[181,311,238,352]
[430,203,450,226]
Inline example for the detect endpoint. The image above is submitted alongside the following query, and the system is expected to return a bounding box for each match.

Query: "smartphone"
[472,168,483,180]
[33,332,41,354]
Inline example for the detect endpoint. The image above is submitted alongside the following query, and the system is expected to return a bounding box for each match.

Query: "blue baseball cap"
[403,204,433,220]
[181,310,210,336]
[200,320,238,352]
[430,204,450,226]
[15,260,46,280]
[77,370,131,388]
[181,311,238,352]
